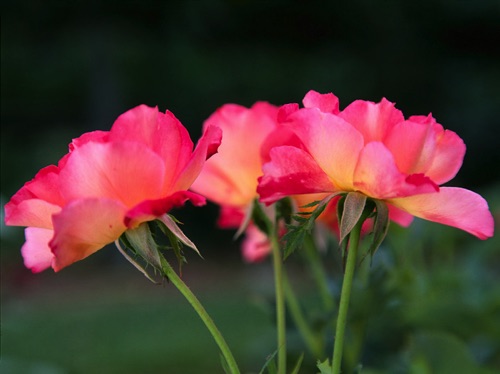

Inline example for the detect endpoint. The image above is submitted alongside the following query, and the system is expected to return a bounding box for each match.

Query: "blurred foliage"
[2,184,498,373]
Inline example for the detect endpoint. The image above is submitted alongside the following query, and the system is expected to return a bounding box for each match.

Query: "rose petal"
[302,90,340,114]
[50,198,128,271]
[124,190,206,228]
[217,206,246,229]
[110,105,194,188]
[5,165,64,228]
[339,98,405,142]
[5,199,61,229]
[353,142,439,199]
[258,146,335,204]
[191,102,276,204]
[387,204,414,227]
[59,141,165,208]
[419,123,466,184]
[242,224,271,263]
[389,187,494,239]
[284,108,364,190]
[172,125,222,192]
[21,227,55,273]
[384,119,437,175]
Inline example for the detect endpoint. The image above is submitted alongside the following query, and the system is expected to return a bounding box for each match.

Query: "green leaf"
[300,199,322,208]
[282,224,307,260]
[317,358,333,374]
[339,192,367,244]
[259,349,278,374]
[409,331,481,374]
[282,193,342,259]
[290,353,304,374]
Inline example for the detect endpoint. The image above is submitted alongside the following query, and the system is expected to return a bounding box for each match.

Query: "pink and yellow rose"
[5,105,221,272]
[258,90,494,240]
[191,102,279,261]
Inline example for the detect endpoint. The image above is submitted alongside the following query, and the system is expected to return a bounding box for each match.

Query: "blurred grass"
[1,259,277,374]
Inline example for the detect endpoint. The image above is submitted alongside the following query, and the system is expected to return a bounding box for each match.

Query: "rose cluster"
[5,91,494,272]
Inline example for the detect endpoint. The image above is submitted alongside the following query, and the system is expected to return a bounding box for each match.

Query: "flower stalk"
[283,269,324,358]
[159,253,241,374]
[270,230,287,374]
[331,217,363,373]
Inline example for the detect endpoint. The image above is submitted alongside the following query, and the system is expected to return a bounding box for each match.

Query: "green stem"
[283,269,324,358]
[331,219,363,374]
[159,254,240,374]
[303,234,335,312]
[271,231,287,374]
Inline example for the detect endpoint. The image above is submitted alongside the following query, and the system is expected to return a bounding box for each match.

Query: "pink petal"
[339,98,405,142]
[69,130,109,151]
[124,190,206,228]
[110,105,194,188]
[191,102,276,204]
[5,165,64,228]
[5,199,61,229]
[384,119,437,175]
[50,198,128,271]
[217,206,245,229]
[389,187,494,239]
[9,165,64,207]
[258,146,335,204]
[387,204,414,227]
[260,127,305,164]
[191,161,252,207]
[21,227,55,273]
[353,142,439,199]
[409,115,466,185]
[242,224,271,263]
[172,125,222,192]
[277,103,300,122]
[59,141,165,208]
[59,131,110,168]
[283,108,364,190]
[302,90,340,114]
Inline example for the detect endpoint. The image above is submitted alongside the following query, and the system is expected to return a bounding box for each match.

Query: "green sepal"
[339,192,368,245]
[115,238,160,284]
[157,214,201,257]
[317,358,333,374]
[124,223,162,271]
[368,199,390,258]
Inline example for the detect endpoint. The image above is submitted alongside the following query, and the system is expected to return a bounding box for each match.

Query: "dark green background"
[1,1,499,373]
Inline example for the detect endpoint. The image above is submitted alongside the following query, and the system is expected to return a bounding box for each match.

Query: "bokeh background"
[1,1,499,373]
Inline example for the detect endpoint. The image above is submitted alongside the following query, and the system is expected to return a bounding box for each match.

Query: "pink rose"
[5,105,221,272]
[190,102,279,261]
[258,91,494,239]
